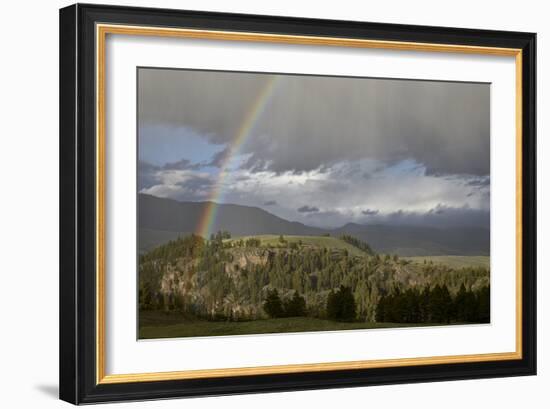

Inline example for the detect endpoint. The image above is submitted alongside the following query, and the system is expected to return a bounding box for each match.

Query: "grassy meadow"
[404,255,489,269]
[226,234,368,257]
[139,311,442,339]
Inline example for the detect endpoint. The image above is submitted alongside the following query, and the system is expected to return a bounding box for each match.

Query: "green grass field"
[139,311,439,339]
[403,255,490,269]
[227,234,368,257]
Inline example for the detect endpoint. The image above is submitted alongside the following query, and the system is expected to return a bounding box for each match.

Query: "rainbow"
[196,75,280,239]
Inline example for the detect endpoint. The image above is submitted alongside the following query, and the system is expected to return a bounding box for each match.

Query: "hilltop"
[225,234,371,258]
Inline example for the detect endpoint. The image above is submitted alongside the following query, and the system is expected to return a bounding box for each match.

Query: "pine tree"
[455,283,468,322]
[376,294,386,322]
[284,291,306,317]
[326,285,356,321]
[139,281,152,310]
[263,289,284,318]
[477,285,490,323]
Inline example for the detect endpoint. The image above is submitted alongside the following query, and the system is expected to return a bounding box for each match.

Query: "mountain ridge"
[138,194,489,256]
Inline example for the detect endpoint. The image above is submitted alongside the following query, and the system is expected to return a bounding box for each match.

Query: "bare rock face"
[156,248,272,319]
[224,248,269,278]
[160,258,199,296]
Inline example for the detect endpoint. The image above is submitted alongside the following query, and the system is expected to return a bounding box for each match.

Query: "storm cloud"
[298,205,320,213]
[137,68,490,229]
[160,158,202,171]
[139,69,489,176]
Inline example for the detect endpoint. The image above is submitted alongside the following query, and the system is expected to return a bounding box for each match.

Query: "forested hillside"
[139,232,490,334]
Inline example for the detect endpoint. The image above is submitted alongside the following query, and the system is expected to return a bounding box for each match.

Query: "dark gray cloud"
[263,200,277,206]
[161,158,202,171]
[363,205,490,229]
[138,160,159,190]
[297,205,320,213]
[429,207,445,215]
[207,147,230,168]
[138,159,215,202]
[362,209,379,216]
[466,176,491,188]
[278,201,489,229]
[143,171,214,202]
[139,158,204,190]
[139,68,489,176]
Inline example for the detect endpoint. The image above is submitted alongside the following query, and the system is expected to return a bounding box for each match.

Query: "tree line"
[262,283,489,324]
[376,283,490,324]
[262,286,358,322]
[339,235,374,255]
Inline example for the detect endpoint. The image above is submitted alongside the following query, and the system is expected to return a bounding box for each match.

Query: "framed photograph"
[59,4,536,404]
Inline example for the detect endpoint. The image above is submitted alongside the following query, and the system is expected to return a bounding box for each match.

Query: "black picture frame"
[60,3,536,404]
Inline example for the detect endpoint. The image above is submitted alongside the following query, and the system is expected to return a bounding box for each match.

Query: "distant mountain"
[138,194,324,252]
[138,194,489,256]
[331,223,489,257]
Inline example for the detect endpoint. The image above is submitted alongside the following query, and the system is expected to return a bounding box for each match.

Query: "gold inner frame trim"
[95,23,523,385]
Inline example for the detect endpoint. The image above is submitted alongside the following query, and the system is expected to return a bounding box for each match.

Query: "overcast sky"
[138,68,490,229]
